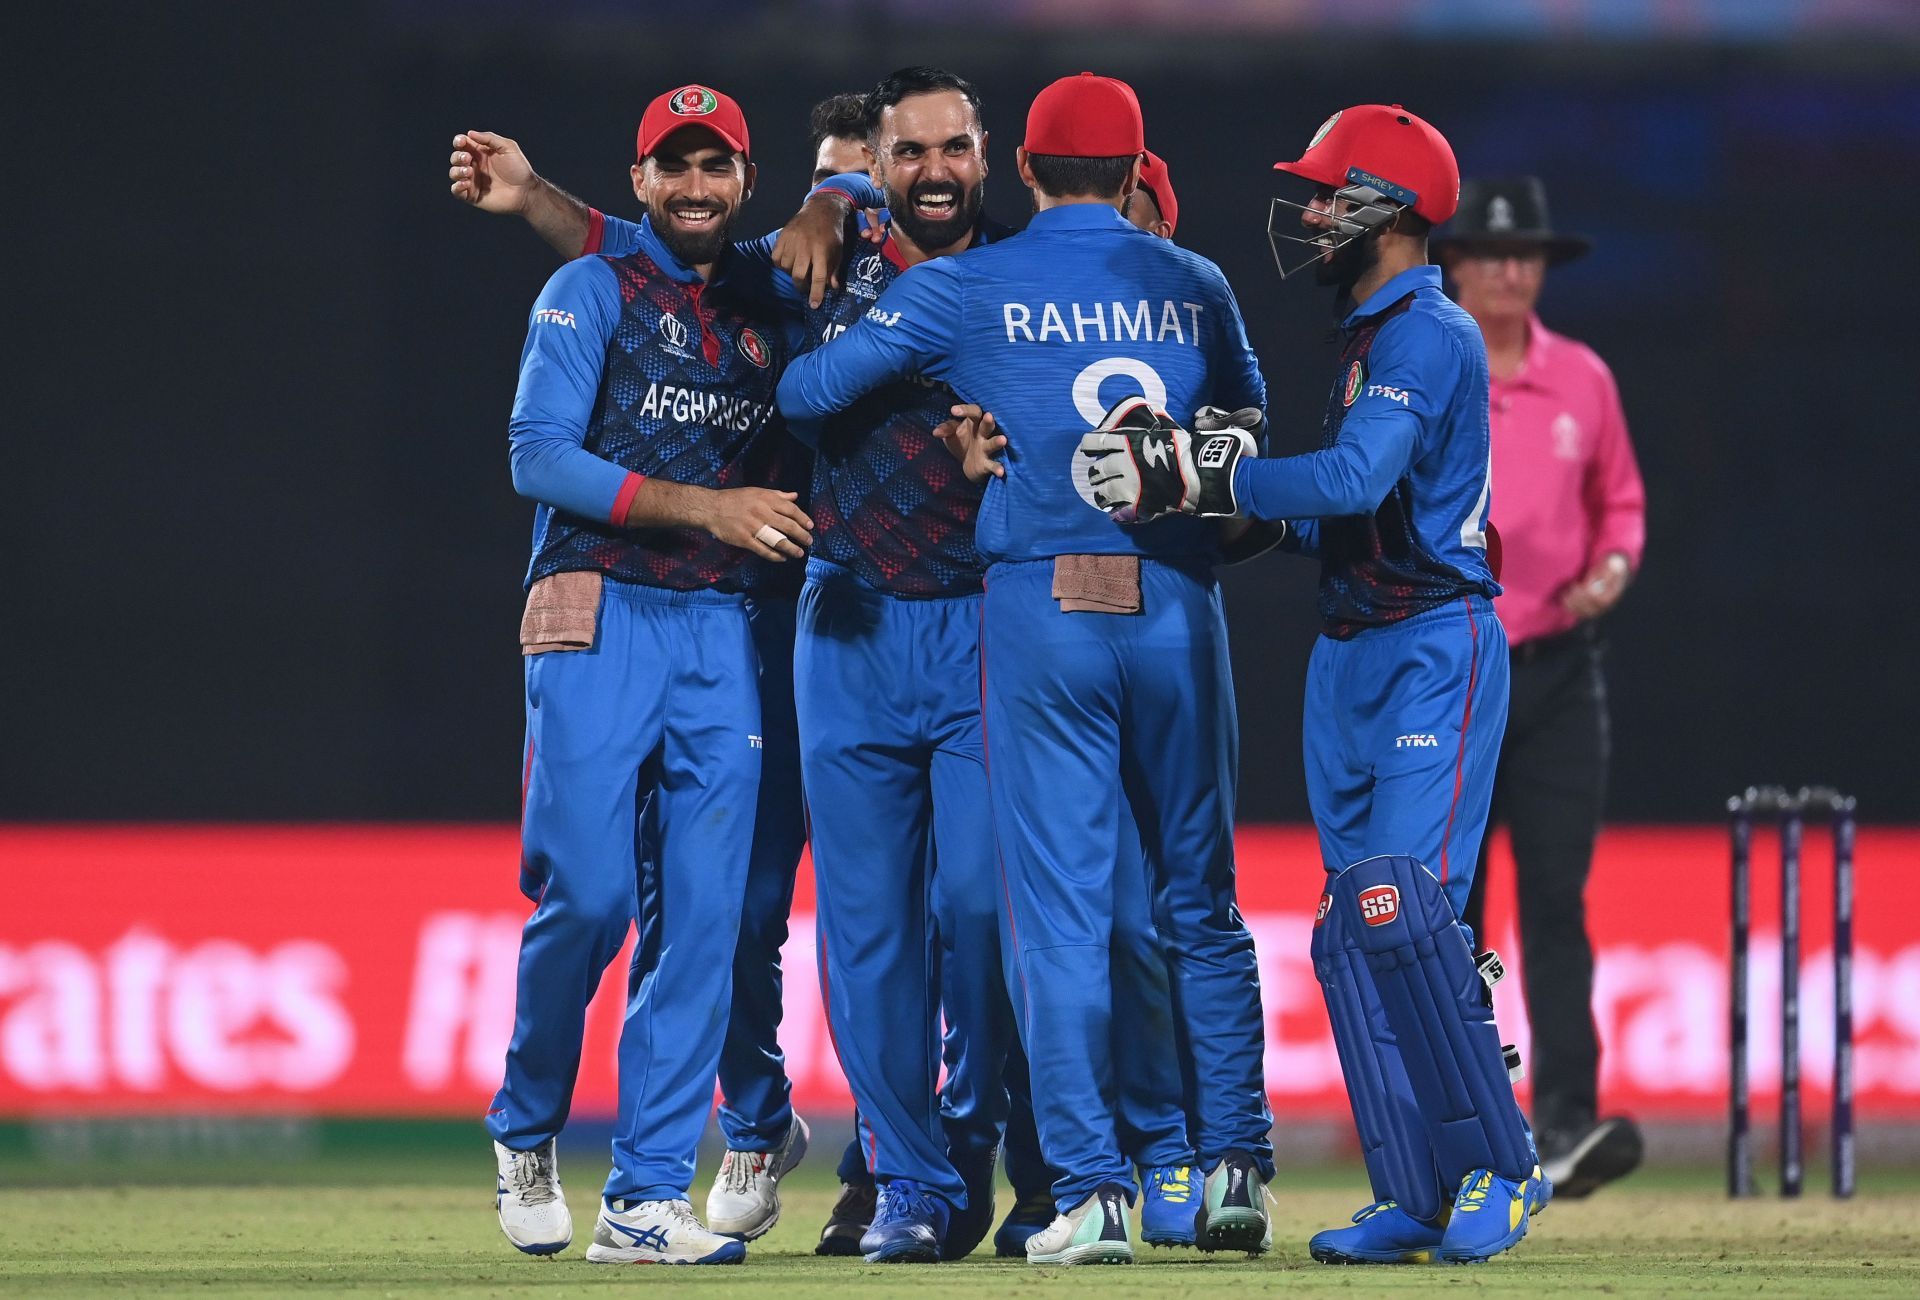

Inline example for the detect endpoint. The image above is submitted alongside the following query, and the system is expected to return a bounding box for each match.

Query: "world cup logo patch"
[737,328,769,368]
[1342,360,1365,407]
[671,86,719,117]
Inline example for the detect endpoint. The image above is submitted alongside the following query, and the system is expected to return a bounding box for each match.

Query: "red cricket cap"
[636,84,750,161]
[1272,103,1459,225]
[1024,72,1145,158]
[1137,149,1179,234]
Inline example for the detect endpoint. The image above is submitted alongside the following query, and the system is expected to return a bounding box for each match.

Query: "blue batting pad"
[1322,855,1534,1193]
[1311,878,1446,1222]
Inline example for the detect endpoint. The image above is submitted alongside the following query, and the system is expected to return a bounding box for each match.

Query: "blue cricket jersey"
[1234,265,1500,638]
[508,215,807,594]
[775,203,1268,564]
[600,206,1009,596]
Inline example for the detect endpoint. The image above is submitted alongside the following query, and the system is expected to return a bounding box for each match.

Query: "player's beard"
[1315,227,1374,288]
[885,175,984,252]
[650,197,737,267]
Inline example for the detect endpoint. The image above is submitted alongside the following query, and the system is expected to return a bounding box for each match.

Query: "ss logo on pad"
[1358,885,1400,926]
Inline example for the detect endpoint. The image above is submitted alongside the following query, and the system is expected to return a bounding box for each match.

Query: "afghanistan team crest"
[1342,360,1365,407]
[737,328,770,368]
[1308,111,1342,150]
[671,86,719,117]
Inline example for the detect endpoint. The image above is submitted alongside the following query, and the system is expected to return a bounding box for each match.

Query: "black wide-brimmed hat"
[1433,176,1591,265]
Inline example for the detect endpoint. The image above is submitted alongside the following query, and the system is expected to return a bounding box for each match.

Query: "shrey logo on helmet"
[671,86,719,117]
[737,328,769,369]
[1358,884,1400,926]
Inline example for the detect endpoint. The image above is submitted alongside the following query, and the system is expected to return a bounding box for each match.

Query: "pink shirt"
[1489,316,1646,646]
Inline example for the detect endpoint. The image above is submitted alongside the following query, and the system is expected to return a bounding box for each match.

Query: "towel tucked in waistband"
[520,571,602,654]
[1051,554,1141,614]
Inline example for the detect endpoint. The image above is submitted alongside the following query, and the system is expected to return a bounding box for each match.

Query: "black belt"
[1510,621,1596,665]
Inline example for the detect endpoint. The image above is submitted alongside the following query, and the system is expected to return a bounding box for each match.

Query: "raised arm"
[775,257,962,423]
[449,129,597,259]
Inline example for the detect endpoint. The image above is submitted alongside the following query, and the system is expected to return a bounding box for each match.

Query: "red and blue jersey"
[1235,265,1500,639]
[508,215,807,595]
[600,204,1006,598]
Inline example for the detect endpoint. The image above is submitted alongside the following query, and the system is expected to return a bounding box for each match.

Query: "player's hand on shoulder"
[704,488,814,561]
[1076,400,1256,523]
[772,193,852,308]
[450,130,536,214]
[935,404,1007,483]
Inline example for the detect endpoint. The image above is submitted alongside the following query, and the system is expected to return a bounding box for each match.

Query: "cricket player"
[451,97,878,1245]
[486,84,813,1266]
[778,72,1274,1267]
[1078,103,1545,1264]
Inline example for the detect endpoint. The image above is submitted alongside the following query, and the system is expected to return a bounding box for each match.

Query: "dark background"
[12,5,1919,823]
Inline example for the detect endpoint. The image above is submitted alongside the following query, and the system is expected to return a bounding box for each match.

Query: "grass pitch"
[2,1140,1916,1298]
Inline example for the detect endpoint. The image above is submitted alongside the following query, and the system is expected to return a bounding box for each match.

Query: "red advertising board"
[1,825,1915,1119]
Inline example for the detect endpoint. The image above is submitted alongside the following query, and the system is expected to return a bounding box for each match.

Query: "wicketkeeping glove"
[1076,398,1260,523]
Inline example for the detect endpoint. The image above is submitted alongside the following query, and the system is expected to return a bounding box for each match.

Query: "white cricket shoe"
[586,1197,747,1265]
[493,1138,571,1255]
[706,1113,810,1240]
[1024,1183,1134,1266]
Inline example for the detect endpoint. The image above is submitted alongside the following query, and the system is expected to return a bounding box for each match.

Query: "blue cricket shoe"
[860,1179,949,1263]
[1308,1199,1443,1265]
[1437,1168,1531,1263]
[993,1187,1056,1258]
[941,1147,998,1261]
[1139,1164,1199,1248]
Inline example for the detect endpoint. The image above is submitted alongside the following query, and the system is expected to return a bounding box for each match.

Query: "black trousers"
[1464,623,1610,1141]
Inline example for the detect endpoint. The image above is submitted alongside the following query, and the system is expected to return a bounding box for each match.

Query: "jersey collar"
[635,213,741,286]
[1027,203,1136,233]
[1343,264,1442,328]
[880,214,1017,270]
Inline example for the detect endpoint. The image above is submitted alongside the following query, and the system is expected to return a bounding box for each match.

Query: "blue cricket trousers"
[1303,595,1511,916]
[796,560,1014,1210]
[489,579,762,1203]
[983,557,1271,1210]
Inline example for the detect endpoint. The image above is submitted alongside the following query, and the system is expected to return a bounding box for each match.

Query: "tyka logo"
[658,313,689,350]
[1358,885,1400,926]
[1142,434,1173,470]
[865,307,901,328]
[1395,734,1439,748]
[533,308,576,329]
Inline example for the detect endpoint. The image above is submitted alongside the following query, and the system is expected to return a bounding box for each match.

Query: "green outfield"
[2,1128,1916,1297]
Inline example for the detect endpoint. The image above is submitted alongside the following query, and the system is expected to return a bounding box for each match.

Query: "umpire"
[1437,178,1646,1198]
